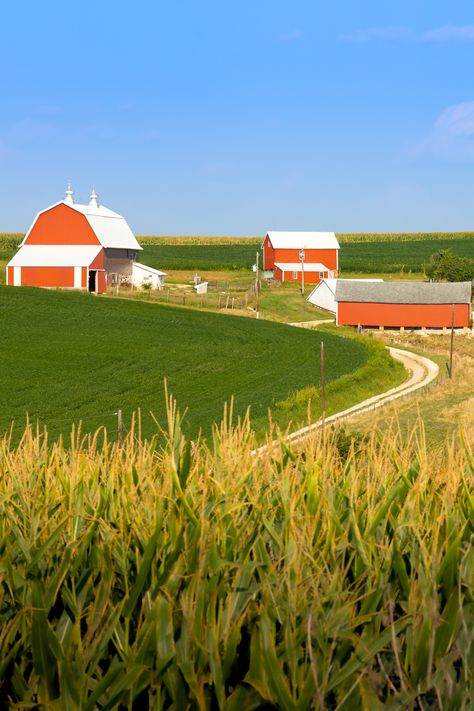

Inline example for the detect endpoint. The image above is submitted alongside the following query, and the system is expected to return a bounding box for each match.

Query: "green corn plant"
[0,414,472,708]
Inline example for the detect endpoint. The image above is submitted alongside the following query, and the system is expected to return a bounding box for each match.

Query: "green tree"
[425,249,474,282]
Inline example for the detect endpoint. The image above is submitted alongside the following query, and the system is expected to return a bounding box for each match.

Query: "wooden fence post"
[117,409,123,448]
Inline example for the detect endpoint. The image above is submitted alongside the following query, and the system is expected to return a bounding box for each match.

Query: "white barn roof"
[72,203,142,251]
[21,189,142,251]
[8,245,102,267]
[266,231,340,250]
[133,262,166,277]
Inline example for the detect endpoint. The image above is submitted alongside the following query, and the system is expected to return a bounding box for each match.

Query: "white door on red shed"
[13,267,21,286]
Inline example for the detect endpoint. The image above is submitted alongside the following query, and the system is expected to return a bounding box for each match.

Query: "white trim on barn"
[74,266,82,288]
[274,262,331,283]
[8,245,103,267]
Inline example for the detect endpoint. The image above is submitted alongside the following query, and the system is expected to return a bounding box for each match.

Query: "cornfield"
[138,236,262,246]
[338,232,474,244]
[0,402,473,709]
[0,234,23,251]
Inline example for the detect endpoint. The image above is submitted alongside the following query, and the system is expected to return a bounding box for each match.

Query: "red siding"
[7,266,13,285]
[275,267,328,284]
[338,302,471,328]
[24,203,100,246]
[273,247,338,270]
[21,267,75,288]
[82,266,88,287]
[97,271,107,294]
[263,236,274,270]
[90,249,105,269]
[263,235,338,275]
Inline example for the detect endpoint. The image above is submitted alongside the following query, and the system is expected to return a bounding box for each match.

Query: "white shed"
[132,262,166,289]
[194,281,209,294]
[307,278,383,314]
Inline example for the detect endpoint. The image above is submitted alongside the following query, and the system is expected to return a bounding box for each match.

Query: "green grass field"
[140,243,258,271]
[139,235,474,275]
[0,286,369,441]
[339,237,474,274]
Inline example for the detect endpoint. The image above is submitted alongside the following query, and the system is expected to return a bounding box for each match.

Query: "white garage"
[307,278,383,314]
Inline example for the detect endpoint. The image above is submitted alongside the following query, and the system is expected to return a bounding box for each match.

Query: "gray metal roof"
[334,280,472,304]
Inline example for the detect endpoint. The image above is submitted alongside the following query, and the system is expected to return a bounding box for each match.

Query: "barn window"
[319,272,324,279]
[292,271,298,280]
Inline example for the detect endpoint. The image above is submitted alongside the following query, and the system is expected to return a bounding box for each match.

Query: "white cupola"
[64,183,74,205]
[89,189,99,208]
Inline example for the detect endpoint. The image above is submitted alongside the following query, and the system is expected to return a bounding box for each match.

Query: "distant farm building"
[335,281,472,328]
[131,262,166,289]
[308,278,383,314]
[6,186,163,294]
[263,231,340,284]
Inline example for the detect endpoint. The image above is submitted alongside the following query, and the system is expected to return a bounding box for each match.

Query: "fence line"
[113,284,255,311]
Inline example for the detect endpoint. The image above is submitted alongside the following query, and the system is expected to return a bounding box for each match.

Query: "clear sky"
[2,0,474,234]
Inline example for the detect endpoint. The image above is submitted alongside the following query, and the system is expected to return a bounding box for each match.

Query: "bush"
[426,249,474,282]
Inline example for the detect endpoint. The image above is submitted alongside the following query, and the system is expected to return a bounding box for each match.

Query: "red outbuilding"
[262,231,340,284]
[335,281,472,328]
[6,186,142,294]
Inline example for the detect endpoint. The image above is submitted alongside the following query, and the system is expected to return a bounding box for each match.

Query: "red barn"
[6,186,142,294]
[262,231,340,284]
[335,281,472,328]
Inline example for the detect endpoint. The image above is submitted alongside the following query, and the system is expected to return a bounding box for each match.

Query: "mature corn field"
[337,232,474,244]
[0,404,473,709]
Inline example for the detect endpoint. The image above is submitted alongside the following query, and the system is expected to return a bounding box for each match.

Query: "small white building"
[307,278,383,314]
[194,281,208,294]
[132,262,166,289]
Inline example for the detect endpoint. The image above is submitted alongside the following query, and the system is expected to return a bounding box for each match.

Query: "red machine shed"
[335,281,472,328]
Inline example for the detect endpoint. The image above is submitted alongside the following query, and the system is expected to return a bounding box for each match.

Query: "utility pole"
[449,303,454,378]
[255,251,260,319]
[321,341,325,430]
[300,248,305,296]
[117,409,123,447]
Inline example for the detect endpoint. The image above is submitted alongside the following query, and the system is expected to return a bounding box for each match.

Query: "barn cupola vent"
[89,189,99,208]
[64,183,74,205]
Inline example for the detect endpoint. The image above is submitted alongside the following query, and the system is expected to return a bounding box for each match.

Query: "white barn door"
[13,267,21,286]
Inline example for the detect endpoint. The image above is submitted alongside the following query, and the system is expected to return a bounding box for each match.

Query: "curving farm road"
[254,346,439,454]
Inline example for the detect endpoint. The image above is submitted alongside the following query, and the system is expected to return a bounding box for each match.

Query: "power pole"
[449,303,454,378]
[321,341,325,430]
[300,248,305,296]
[255,251,260,319]
[117,409,123,447]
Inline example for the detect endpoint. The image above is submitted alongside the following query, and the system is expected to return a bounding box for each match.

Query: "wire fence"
[111,282,259,312]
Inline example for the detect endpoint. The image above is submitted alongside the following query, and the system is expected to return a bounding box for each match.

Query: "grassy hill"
[0,287,372,441]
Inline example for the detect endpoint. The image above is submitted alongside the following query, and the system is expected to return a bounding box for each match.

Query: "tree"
[425,249,474,282]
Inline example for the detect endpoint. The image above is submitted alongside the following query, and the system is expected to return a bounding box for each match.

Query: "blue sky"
[2,0,474,234]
